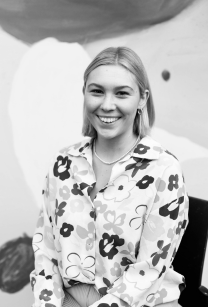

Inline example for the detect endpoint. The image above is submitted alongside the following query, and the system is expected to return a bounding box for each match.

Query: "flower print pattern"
[110,262,122,277]
[104,175,136,202]
[53,282,63,299]
[55,200,67,225]
[136,175,154,189]
[168,174,179,191]
[71,165,88,182]
[98,277,112,295]
[125,262,159,290]
[99,233,124,259]
[70,199,84,213]
[66,253,95,281]
[76,222,95,251]
[31,136,188,307]
[142,214,165,241]
[125,157,150,178]
[71,183,84,196]
[95,253,107,277]
[94,200,107,214]
[159,196,184,220]
[39,289,53,301]
[31,276,36,291]
[36,212,44,228]
[155,177,166,192]
[129,205,147,230]
[60,223,74,237]
[120,257,133,267]
[151,240,171,266]
[158,266,166,278]
[103,211,126,235]
[134,144,150,155]
[146,288,167,305]
[53,155,71,181]
[59,185,70,200]
[110,282,126,294]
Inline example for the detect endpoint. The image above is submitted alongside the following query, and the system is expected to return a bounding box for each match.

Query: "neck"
[95,133,139,162]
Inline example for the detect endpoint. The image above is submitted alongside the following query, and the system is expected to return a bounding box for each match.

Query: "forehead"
[87,64,137,88]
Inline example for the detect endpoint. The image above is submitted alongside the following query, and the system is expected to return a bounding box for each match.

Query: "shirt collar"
[65,135,162,161]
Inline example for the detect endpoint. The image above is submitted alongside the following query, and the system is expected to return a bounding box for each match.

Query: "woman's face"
[84,64,142,141]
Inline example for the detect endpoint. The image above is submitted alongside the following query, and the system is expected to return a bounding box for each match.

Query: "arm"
[30,174,64,307]
[89,161,189,307]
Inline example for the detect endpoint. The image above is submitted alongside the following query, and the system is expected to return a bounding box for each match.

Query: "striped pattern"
[63,284,103,307]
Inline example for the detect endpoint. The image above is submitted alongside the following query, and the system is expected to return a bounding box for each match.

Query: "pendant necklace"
[93,135,140,165]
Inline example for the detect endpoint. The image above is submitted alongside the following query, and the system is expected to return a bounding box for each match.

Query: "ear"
[137,90,149,110]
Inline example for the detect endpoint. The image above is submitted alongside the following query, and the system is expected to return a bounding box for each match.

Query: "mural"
[0,0,208,306]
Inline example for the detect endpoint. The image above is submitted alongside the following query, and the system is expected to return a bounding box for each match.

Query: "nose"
[100,94,116,111]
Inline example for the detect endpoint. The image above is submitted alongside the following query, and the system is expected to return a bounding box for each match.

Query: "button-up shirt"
[30,135,189,307]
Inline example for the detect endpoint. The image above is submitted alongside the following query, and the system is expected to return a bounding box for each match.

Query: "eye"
[116,91,129,97]
[90,89,103,95]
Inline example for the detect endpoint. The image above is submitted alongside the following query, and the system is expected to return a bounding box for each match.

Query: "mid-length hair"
[82,46,155,139]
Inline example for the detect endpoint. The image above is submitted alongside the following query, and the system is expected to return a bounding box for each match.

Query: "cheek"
[84,96,99,114]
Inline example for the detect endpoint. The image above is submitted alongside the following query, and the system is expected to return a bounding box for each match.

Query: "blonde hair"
[82,47,155,138]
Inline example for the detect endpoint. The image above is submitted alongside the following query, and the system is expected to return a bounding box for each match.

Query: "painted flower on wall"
[0,234,34,293]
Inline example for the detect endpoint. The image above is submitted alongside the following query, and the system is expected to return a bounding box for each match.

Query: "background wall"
[0,0,208,306]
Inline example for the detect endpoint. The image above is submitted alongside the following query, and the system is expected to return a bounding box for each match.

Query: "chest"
[90,159,113,201]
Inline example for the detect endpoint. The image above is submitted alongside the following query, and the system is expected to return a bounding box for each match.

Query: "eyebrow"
[87,83,134,91]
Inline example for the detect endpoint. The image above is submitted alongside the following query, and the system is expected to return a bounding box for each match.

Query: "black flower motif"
[51,258,58,266]
[158,265,166,278]
[53,155,71,181]
[120,257,133,266]
[136,175,154,189]
[134,144,150,155]
[168,174,179,191]
[39,289,53,301]
[159,196,184,220]
[125,158,150,178]
[71,183,84,196]
[60,223,74,237]
[151,240,171,266]
[98,277,112,295]
[30,277,36,291]
[99,233,124,260]
[55,200,67,225]
[79,142,90,152]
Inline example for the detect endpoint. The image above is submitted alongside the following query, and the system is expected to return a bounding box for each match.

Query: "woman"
[30,47,188,307]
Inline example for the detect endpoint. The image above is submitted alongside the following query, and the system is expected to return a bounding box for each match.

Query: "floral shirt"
[30,135,189,307]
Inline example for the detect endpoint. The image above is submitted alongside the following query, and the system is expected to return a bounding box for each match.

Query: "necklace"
[93,135,140,165]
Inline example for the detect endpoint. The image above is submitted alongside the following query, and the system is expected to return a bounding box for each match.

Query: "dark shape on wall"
[162,70,171,81]
[0,234,34,293]
[0,0,195,44]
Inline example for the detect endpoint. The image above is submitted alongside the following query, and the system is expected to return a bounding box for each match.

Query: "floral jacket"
[30,135,189,307]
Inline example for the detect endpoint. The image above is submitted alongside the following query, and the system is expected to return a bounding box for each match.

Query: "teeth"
[99,117,119,123]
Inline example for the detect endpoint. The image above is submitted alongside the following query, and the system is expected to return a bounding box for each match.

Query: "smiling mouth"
[97,116,121,124]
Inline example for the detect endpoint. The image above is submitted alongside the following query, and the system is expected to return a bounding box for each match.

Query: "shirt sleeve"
[30,173,65,307]
[89,160,189,307]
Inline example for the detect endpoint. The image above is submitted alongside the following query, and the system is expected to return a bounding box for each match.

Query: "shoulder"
[56,137,92,157]
[140,135,182,171]
[47,137,92,177]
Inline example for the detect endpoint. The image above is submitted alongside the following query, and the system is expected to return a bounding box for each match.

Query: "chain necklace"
[93,135,140,165]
